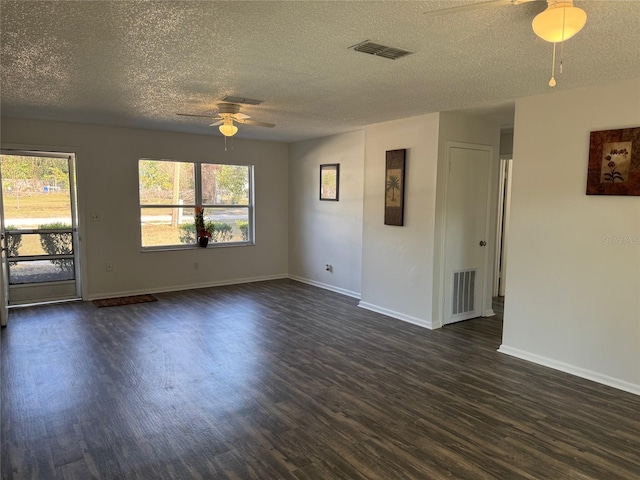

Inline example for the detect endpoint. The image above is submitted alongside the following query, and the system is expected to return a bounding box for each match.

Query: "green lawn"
[3,192,71,218]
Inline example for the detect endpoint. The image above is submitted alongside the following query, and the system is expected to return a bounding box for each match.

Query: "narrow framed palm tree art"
[385,149,406,226]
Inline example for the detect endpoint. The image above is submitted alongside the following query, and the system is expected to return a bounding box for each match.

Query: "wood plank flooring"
[2,279,639,479]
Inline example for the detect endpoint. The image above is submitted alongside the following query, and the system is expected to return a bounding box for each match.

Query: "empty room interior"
[1,1,639,479]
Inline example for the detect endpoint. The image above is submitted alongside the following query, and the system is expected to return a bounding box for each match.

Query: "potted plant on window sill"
[195,206,213,247]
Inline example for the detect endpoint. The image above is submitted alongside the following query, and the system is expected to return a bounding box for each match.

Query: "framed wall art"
[384,149,406,226]
[586,127,640,196]
[320,163,339,201]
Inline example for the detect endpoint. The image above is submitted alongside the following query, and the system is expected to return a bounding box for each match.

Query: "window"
[138,159,253,248]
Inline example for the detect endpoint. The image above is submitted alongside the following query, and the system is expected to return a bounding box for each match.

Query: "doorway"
[494,157,513,298]
[0,151,81,307]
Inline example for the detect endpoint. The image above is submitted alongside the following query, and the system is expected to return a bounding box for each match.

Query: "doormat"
[93,294,158,308]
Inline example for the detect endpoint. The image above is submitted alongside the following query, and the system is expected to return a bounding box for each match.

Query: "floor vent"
[452,269,476,316]
[350,40,413,60]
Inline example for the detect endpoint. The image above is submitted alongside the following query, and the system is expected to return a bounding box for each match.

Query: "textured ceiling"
[2,1,640,143]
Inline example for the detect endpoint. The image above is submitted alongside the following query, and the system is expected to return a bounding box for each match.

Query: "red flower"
[198,227,212,238]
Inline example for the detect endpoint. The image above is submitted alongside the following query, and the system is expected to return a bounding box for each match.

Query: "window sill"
[141,242,254,253]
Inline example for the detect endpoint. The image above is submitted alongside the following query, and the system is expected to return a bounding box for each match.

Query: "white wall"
[288,131,364,297]
[501,77,640,394]
[432,112,502,327]
[1,118,289,299]
[359,113,441,328]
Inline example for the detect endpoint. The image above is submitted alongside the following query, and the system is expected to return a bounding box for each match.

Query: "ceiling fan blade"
[209,120,224,127]
[177,113,219,119]
[231,113,251,120]
[423,0,534,17]
[237,118,276,128]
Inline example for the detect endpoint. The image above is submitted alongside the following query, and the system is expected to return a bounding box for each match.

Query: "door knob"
[479,241,487,246]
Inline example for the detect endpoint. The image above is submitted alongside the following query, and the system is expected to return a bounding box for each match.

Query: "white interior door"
[443,145,491,325]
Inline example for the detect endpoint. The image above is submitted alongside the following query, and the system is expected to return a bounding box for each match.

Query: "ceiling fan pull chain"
[560,7,565,74]
[549,42,557,87]
[224,135,234,152]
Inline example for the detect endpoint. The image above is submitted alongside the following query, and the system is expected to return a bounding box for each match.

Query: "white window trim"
[139,160,254,250]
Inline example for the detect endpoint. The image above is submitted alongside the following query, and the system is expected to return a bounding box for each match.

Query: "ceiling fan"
[423,0,539,18]
[177,103,275,137]
[424,0,588,86]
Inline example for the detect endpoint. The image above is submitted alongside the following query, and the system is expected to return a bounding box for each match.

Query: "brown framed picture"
[385,149,406,226]
[586,127,640,196]
[320,164,339,201]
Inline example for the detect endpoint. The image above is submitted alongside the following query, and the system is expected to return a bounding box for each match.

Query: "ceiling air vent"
[221,96,263,105]
[350,40,413,60]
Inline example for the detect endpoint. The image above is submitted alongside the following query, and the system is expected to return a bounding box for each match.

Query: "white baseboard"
[498,345,640,396]
[483,308,495,317]
[358,301,434,330]
[85,274,289,301]
[288,275,360,299]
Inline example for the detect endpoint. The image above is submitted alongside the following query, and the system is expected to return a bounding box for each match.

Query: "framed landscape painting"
[320,164,339,201]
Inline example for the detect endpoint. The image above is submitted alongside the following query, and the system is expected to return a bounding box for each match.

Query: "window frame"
[138,159,254,251]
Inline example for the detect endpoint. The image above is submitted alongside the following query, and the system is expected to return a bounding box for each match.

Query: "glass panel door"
[0,151,81,305]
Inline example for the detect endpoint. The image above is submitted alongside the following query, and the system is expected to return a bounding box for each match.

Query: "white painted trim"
[493,158,507,296]
[85,274,288,301]
[499,158,513,297]
[479,146,495,324]
[1,143,81,155]
[483,309,495,317]
[498,345,640,396]
[288,275,360,299]
[358,301,435,330]
[0,267,6,327]
[0,194,7,327]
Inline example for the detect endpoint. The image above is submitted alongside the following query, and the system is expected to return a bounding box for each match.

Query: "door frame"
[434,141,495,327]
[0,193,8,326]
[0,147,83,307]
[493,157,513,297]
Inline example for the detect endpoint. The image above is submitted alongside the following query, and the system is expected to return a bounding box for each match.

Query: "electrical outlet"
[90,213,100,222]
[105,262,113,272]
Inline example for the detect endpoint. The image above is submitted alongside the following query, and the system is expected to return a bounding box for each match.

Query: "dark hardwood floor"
[2,280,639,479]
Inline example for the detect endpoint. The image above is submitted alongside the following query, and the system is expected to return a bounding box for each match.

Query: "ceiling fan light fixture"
[532,1,587,43]
[219,119,238,137]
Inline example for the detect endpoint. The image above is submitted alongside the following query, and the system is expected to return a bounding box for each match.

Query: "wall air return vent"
[350,40,413,60]
[452,269,476,316]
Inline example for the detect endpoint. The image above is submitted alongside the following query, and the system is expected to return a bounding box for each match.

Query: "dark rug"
[93,294,158,308]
